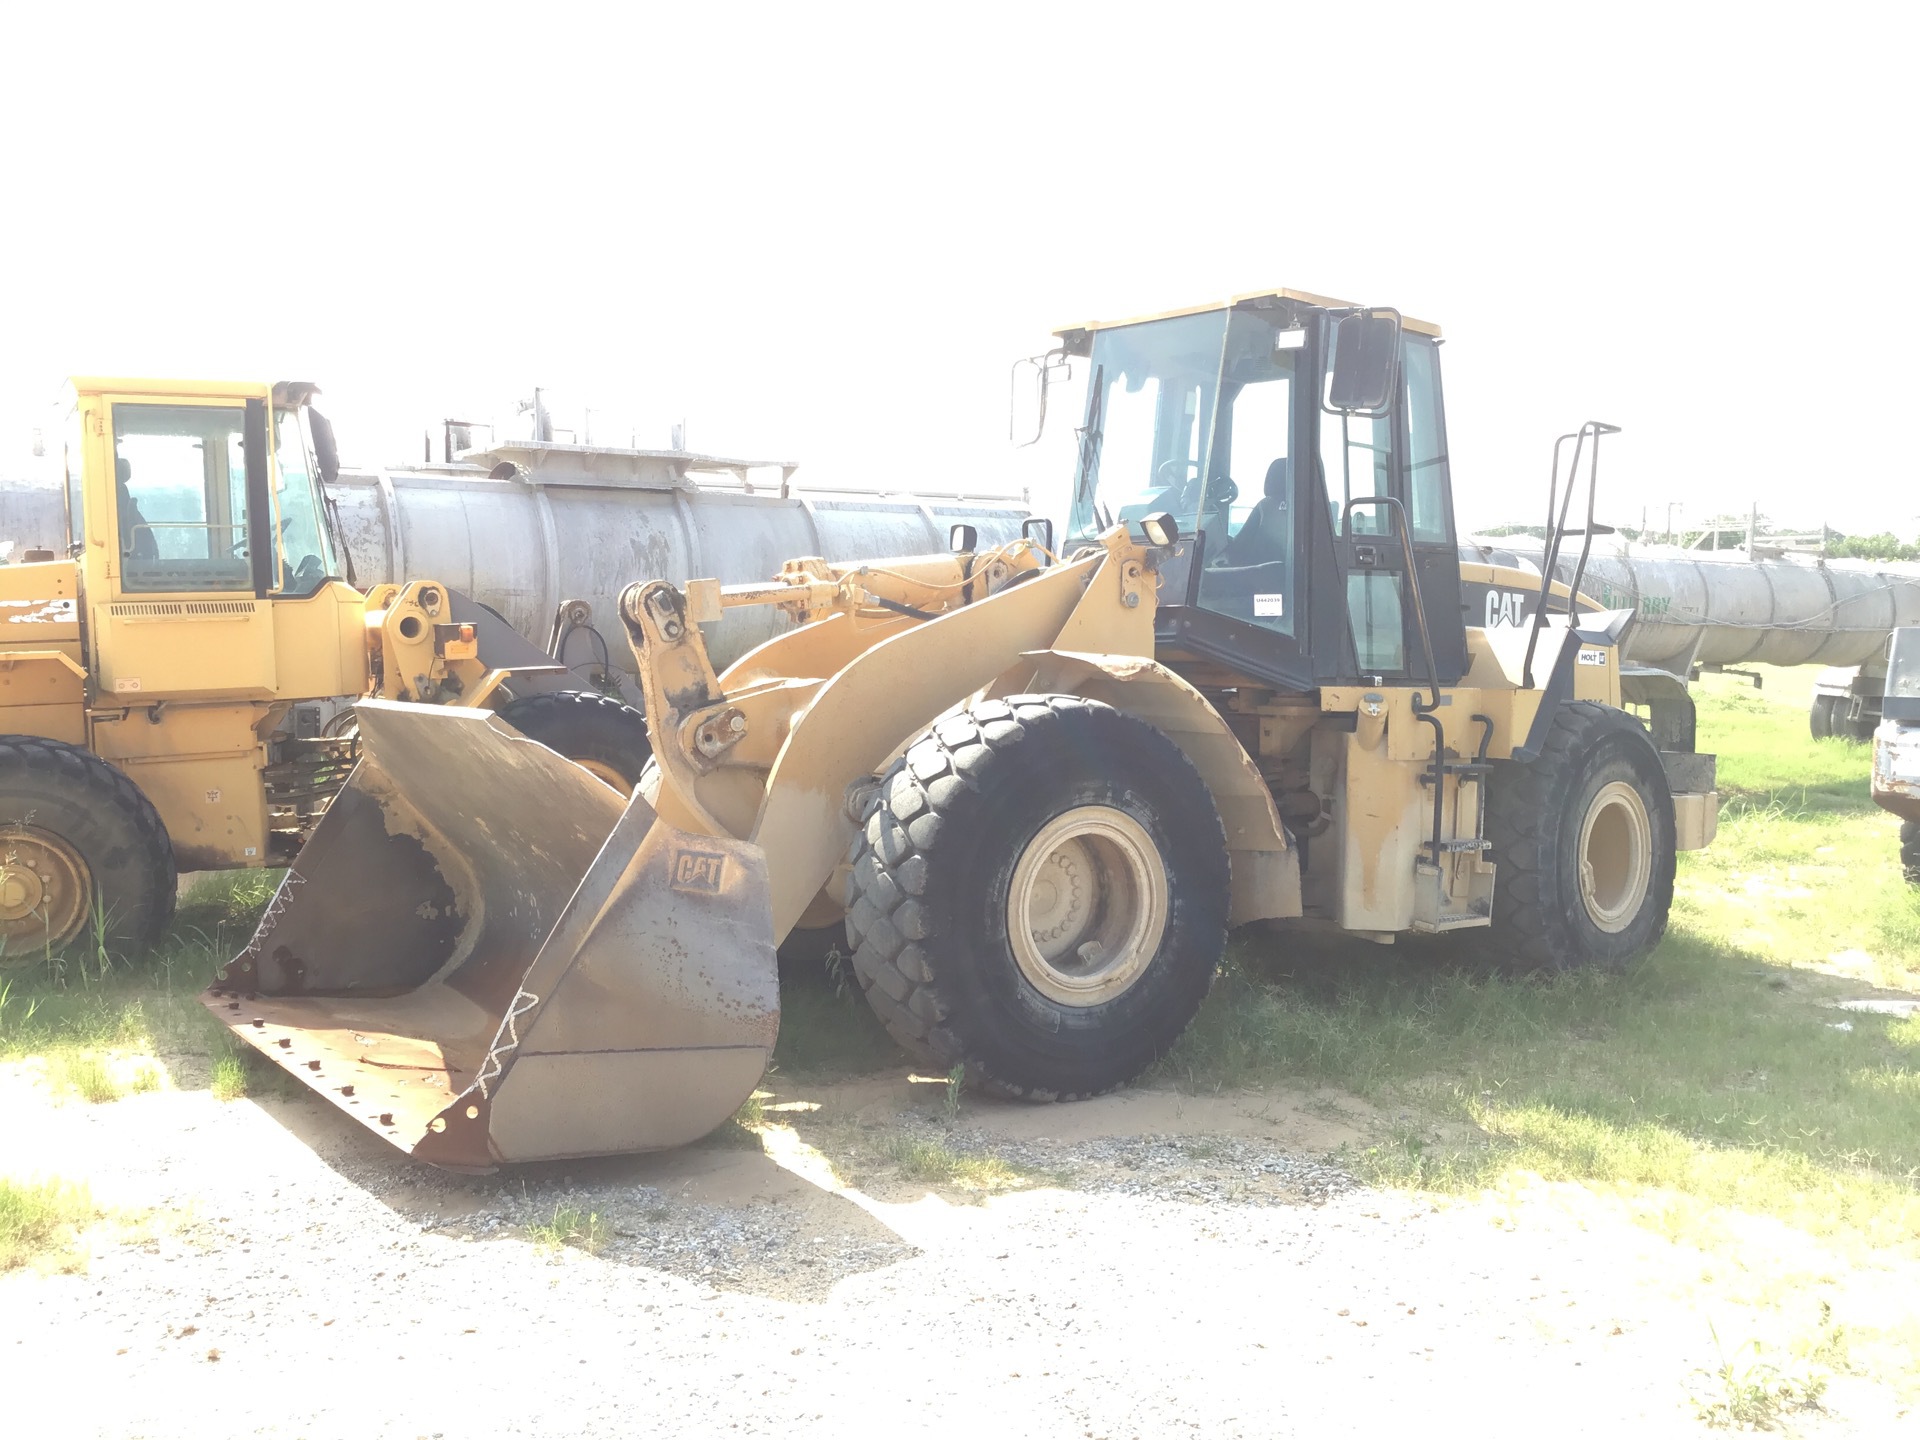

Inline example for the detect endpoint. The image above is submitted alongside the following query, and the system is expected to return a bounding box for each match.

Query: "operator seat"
[1217,458,1291,567]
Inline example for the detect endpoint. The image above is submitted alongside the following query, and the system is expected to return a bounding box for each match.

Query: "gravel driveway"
[2,1066,1906,1438]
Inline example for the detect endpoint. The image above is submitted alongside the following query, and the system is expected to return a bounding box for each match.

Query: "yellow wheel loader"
[0,378,648,969]
[202,291,1720,1169]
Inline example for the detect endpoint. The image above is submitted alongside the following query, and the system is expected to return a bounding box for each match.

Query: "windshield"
[1067,307,1303,637]
[273,407,339,597]
[1067,310,1227,544]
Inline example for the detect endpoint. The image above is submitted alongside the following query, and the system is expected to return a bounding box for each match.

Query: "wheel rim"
[0,827,92,953]
[571,757,632,793]
[1577,780,1652,934]
[1007,806,1169,1007]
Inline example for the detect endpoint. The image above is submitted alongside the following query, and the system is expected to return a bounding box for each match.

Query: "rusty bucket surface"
[201,700,779,1171]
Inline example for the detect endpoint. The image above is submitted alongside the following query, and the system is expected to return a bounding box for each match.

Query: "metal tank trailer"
[1462,534,1920,739]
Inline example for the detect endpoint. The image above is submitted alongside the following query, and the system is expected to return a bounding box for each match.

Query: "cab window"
[111,405,252,593]
[1403,337,1451,545]
[272,408,335,596]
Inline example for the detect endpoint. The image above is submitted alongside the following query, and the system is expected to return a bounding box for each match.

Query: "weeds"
[0,1176,96,1272]
[209,1056,247,1101]
[877,1133,1018,1189]
[52,1052,121,1103]
[943,1063,964,1123]
[1692,1323,1827,1429]
[527,1201,609,1255]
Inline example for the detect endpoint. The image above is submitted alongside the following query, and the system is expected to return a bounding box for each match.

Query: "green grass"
[869,1132,1042,1193]
[1153,667,1920,1246]
[0,871,283,1092]
[527,1201,609,1255]
[0,1177,97,1271]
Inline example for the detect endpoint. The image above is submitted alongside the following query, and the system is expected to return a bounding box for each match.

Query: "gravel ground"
[3,1068,1909,1438]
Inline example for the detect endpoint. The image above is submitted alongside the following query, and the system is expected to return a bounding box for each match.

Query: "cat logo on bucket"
[672,849,727,894]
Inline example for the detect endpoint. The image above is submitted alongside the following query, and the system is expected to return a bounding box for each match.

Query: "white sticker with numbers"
[114,678,142,692]
[1253,594,1285,618]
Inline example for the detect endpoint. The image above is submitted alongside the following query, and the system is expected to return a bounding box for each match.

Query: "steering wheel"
[1154,458,1200,491]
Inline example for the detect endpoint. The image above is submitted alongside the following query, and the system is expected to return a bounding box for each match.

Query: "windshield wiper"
[1073,364,1106,526]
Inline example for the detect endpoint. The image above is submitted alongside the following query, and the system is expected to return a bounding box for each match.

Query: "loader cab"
[66,377,361,707]
[84,382,340,601]
[1058,292,1467,691]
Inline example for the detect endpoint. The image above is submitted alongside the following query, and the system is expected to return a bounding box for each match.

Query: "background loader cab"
[1056,293,1464,691]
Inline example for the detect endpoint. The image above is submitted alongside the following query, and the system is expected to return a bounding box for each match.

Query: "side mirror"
[1009,348,1070,448]
[1021,516,1055,563]
[1326,311,1402,415]
[949,523,978,553]
[310,409,341,485]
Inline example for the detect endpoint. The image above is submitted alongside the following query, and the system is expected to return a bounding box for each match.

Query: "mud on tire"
[844,694,1229,1100]
[1476,701,1676,974]
[0,736,175,968]
[496,689,652,793]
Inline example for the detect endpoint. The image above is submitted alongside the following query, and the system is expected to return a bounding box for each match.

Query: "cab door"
[1315,323,1467,686]
[92,393,278,700]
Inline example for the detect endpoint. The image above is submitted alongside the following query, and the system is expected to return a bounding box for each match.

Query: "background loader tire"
[0,737,175,969]
[1477,702,1676,975]
[1902,820,1920,887]
[845,695,1228,1100]
[496,690,652,794]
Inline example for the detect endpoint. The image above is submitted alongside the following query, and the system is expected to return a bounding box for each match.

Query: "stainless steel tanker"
[1465,534,1920,671]
[1464,534,1920,739]
[323,442,1028,698]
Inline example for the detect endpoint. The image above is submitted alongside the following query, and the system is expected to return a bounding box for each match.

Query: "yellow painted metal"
[90,704,273,870]
[1054,287,1443,344]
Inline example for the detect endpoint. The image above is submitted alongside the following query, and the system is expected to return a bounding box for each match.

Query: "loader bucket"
[201,700,779,1171]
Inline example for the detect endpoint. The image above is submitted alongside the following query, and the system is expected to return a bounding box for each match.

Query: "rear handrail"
[1521,420,1620,689]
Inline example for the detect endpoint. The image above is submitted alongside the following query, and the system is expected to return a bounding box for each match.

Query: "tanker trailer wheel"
[1476,701,1675,975]
[0,737,175,969]
[845,695,1229,1100]
[1809,694,1838,740]
[1902,820,1920,886]
[495,690,652,794]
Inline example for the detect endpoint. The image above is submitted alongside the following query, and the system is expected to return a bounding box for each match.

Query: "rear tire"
[845,695,1228,1100]
[0,737,175,969]
[495,690,651,793]
[1902,820,1920,887]
[1477,702,1675,974]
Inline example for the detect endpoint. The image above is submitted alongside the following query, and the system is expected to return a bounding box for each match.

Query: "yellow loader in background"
[204,291,1720,1170]
[0,379,649,968]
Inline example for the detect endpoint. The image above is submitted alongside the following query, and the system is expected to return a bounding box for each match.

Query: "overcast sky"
[3,2,1914,538]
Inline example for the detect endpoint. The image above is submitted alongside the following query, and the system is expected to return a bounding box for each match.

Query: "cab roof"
[1053,288,1442,351]
[64,378,319,405]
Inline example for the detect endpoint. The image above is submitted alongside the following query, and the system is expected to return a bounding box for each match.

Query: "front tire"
[1478,702,1676,974]
[495,690,652,793]
[0,737,175,969]
[845,695,1229,1100]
